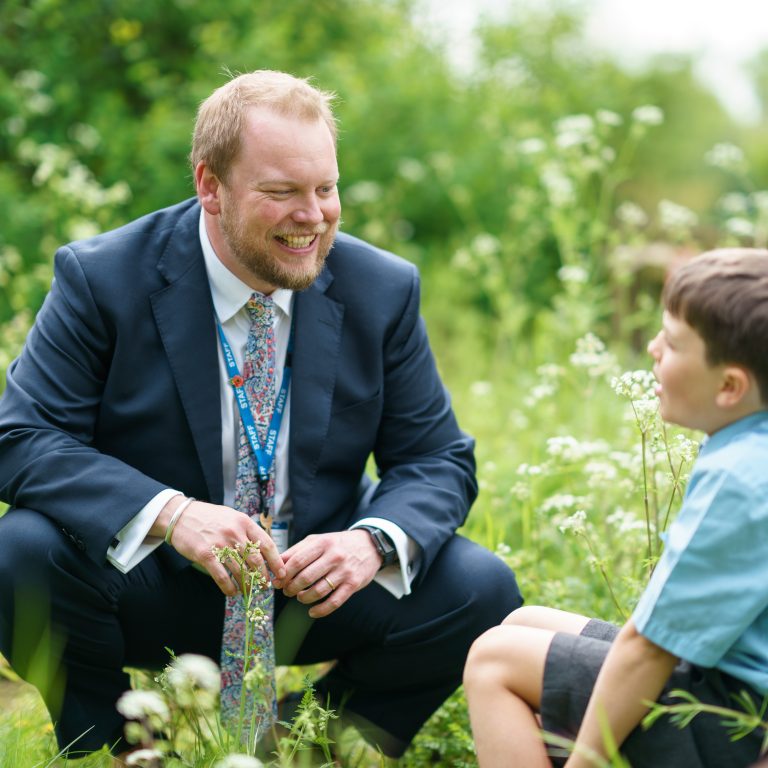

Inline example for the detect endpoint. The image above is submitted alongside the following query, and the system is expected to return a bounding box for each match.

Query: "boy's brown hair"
[663,248,768,404]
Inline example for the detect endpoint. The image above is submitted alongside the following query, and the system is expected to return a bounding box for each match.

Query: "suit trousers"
[0,508,522,757]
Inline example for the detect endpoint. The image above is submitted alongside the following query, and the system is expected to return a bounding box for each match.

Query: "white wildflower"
[616,201,648,228]
[518,137,547,155]
[725,217,755,239]
[558,509,587,535]
[397,157,426,183]
[469,380,493,397]
[14,69,47,91]
[116,690,169,722]
[631,397,660,431]
[718,192,749,215]
[557,265,589,284]
[671,434,699,463]
[611,370,657,401]
[658,199,698,233]
[524,382,556,406]
[585,460,618,487]
[546,436,609,462]
[541,163,575,207]
[540,493,584,513]
[631,105,664,126]
[570,333,618,378]
[555,114,595,137]
[451,247,474,271]
[471,233,501,257]
[705,142,745,172]
[606,508,645,534]
[536,364,565,380]
[126,749,164,767]
[753,191,768,214]
[516,463,543,476]
[343,180,382,205]
[166,653,220,707]
[215,756,265,768]
[510,482,532,501]
[596,109,623,127]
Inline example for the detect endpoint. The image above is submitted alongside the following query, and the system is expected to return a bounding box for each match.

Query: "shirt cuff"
[106,489,182,573]
[352,517,421,599]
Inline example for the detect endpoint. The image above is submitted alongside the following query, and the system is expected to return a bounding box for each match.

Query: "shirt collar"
[199,208,293,323]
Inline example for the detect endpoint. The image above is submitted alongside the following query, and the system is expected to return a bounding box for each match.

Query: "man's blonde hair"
[190,70,337,182]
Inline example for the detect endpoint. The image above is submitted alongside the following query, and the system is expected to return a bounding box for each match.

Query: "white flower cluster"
[631,105,664,126]
[166,653,221,708]
[126,748,164,767]
[541,163,576,208]
[705,142,746,173]
[616,201,649,229]
[116,690,170,722]
[540,493,586,513]
[216,755,265,768]
[546,436,610,462]
[658,199,698,234]
[610,370,656,401]
[569,333,618,378]
[557,265,589,285]
[558,509,587,535]
[554,113,595,150]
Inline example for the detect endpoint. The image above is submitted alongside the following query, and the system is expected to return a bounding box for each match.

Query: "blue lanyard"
[215,315,294,488]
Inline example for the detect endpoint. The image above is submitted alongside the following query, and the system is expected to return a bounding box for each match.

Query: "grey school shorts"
[541,619,765,768]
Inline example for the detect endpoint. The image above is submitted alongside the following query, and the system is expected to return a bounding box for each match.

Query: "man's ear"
[715,365,752,408]
[195,162,222,215]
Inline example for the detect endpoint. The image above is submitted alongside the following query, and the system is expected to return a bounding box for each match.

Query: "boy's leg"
[464,607,595,767]
[464,625,556,768]
[503,605,591,634]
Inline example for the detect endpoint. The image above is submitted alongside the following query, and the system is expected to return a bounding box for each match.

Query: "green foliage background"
[1,0,768,764]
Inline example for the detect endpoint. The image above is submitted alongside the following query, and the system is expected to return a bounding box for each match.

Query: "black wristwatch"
[359,526,398,569]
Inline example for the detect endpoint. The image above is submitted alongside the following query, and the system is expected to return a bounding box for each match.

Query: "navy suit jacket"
[0,199,476,584]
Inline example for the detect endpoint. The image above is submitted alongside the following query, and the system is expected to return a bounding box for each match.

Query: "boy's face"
[647,311,727,434]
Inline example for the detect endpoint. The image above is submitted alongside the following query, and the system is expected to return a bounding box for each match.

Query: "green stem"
[580,531,627,621]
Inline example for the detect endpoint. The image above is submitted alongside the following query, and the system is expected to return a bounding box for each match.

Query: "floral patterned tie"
[219,293,278,743]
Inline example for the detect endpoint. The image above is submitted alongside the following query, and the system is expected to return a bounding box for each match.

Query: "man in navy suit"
[0,70,522,759]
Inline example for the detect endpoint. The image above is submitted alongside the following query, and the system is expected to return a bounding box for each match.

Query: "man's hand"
[154,497,286,597]
[281,530,382,618]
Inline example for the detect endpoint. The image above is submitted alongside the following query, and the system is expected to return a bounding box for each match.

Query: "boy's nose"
[647,332,661,359]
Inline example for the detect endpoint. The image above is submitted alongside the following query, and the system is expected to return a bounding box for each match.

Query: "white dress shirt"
[107,211,417,597]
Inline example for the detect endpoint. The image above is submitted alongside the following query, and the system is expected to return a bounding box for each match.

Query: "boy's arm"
[564,619,678,768]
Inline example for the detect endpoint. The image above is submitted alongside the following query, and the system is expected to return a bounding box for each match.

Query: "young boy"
[464,248,768,768]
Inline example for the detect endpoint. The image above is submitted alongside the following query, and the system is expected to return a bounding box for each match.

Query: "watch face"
[363,527,397,567]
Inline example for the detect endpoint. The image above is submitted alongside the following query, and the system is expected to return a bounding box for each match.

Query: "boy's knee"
[464,625,514,685]
[503,605,548,627]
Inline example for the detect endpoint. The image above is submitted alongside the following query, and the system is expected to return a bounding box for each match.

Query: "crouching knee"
[463,625,513,691]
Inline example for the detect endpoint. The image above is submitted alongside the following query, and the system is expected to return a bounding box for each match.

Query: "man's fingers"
[308,583,353,618]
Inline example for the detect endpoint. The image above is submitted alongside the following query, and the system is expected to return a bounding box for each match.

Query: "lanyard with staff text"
[215,312,294,536]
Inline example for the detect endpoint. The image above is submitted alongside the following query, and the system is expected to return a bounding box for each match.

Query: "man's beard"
[219,204,338,292]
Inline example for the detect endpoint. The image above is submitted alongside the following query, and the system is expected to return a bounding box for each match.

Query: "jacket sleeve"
[0,246,168,563]
[364,267,477,580]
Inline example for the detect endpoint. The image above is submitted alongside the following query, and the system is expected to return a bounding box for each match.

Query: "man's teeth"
[277,234,315,249]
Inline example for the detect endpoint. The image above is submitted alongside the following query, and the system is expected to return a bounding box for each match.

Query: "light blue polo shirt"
[632,410,768,695]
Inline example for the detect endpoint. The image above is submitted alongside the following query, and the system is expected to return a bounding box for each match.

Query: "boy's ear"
[715,366,752,408]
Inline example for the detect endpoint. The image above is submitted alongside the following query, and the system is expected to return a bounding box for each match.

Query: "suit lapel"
[289,268,344,529]
[150,203,224,502]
